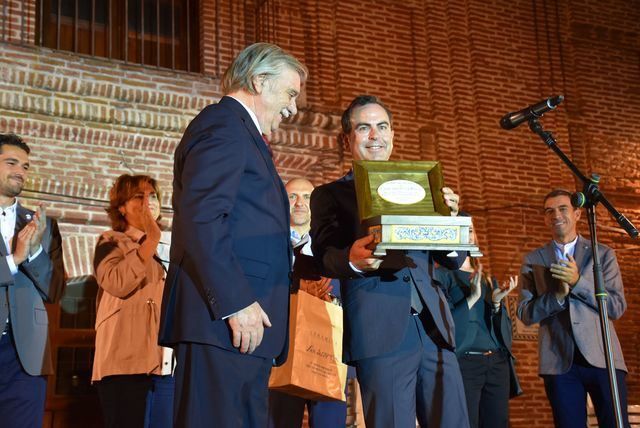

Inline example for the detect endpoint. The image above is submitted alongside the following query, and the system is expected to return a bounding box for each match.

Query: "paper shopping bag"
[269,290,347,401]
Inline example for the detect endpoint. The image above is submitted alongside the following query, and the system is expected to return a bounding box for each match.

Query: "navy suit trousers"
[354,314,470,428]
[173,342,272,428]
[543,362,629,428]
[0,328,47,428]
[267,390,347,428]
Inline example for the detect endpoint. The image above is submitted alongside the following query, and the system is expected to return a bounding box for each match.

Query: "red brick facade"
[1,1,638,426]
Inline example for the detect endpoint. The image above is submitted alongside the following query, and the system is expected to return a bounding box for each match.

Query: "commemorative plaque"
[353,160,480,256]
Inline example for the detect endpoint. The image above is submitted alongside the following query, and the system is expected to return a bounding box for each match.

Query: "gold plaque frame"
[353,160,480,256]
[353,160,449,220]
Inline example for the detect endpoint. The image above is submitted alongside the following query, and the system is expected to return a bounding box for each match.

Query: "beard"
[1,181,23,198]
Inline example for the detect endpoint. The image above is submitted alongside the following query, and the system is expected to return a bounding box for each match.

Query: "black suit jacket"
[159,96,292,362]
[310,176,465,363]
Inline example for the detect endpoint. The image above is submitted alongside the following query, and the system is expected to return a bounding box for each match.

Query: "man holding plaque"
[311,95,469,428]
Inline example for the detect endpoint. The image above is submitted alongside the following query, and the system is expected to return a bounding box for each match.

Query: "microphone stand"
[528,118,638,428]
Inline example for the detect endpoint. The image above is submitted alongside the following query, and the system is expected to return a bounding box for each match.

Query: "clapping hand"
[492,275,518,305]
[13,222,36,265]
[29,204,48,255]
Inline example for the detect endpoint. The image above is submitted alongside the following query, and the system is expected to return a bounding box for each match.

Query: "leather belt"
[464,349,498,356]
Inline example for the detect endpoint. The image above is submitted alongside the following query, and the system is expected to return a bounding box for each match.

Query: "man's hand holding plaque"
[349,235,384,271]
[442,187,460,216]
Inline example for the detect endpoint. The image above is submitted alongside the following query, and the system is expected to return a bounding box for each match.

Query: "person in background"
[518,189,629,428]
[268,177,348,428]
[92,174,174,428]
[435,216,519,428]
[0,133,66,428]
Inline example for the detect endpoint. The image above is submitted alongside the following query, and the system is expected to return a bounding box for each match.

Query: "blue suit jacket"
[517,235,627,375]
[310,176,465,363]
[0,204,65,375]
[159,96,292,362]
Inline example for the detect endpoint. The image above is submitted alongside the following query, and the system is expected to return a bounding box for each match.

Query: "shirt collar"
[553,236,579,259]
[226,95,262,134]
[291,230,310,248]
[1,199,18,216]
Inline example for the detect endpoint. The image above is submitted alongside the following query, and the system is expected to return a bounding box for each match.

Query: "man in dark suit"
[0,134,66,428]
[310,95,470,428]
[268,177,348,428]
[159,43,308,428]
[517,189,629,428]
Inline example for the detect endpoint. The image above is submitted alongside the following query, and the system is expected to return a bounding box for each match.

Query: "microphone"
[500,95,564,130]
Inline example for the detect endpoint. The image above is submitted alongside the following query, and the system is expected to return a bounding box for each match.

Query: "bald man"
[267,178,348,428]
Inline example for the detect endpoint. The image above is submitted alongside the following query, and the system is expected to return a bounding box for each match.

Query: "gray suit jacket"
[0,204,65,376]
[517,235,626,375]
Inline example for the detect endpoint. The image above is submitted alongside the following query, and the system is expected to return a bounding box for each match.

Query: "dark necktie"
[410,275,424,313]
[262,134,273,158]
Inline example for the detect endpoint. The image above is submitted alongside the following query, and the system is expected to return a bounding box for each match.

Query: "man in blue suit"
[518,189,629,428]
[0,134,66,428]
[310,95,470,428]
[159,43,308,428]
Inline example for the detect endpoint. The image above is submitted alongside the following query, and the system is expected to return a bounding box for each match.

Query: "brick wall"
[1,1,638,427]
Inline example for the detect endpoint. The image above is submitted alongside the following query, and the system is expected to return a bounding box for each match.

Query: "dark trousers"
[458,351,510,428]
[96,374,174,428]
[354,314,469,428]
[543,362,629,428]
[0,329,47,428]
[145,375,175,428]
[173,342,272,428]
[267,388,348,428]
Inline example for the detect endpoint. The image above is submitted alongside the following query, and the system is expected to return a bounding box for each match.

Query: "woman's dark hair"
[106,174,161,232]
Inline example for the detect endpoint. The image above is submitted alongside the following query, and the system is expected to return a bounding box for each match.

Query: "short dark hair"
[543,189,573,206]
[106,174,162,232]
[340,95,394,135]
[0,133,31,155]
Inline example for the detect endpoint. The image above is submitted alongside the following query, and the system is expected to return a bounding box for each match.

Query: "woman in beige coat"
[92,174,174,428]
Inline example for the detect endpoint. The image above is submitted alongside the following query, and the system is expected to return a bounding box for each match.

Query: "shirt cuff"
[349,262,364,274]
[6,255,18,275]
[28,245,43,262]
[222,310,239,320]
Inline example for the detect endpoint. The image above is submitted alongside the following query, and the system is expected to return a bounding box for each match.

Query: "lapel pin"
[26,214,32,220]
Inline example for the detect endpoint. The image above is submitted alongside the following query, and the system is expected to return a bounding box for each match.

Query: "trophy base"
[364,215,481,257]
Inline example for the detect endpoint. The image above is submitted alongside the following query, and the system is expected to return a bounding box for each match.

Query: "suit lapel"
[541,241,557,266]
[220,97,291,255]
[574,236,592,274]
[220,96,276,172]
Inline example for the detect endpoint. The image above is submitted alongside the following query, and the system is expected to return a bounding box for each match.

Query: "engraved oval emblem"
[377,180,426,205]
